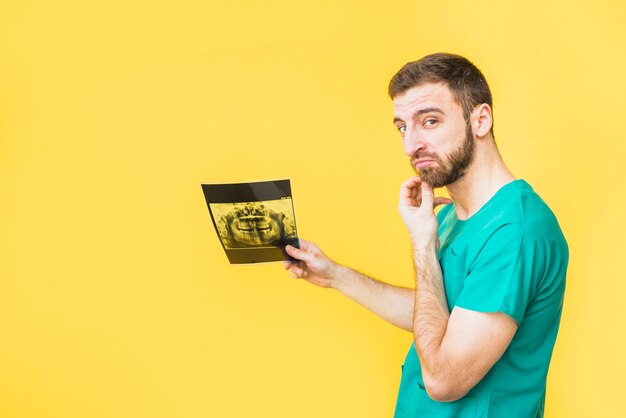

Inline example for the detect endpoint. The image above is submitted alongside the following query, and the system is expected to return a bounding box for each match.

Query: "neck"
[445,141,515,220]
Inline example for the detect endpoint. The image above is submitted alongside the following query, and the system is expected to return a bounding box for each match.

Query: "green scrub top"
[394,180,568,418]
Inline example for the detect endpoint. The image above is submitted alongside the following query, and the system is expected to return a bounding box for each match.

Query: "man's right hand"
[283,239,337,288]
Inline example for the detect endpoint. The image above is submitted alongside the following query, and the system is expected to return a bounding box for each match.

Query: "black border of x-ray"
[201,179,300,264]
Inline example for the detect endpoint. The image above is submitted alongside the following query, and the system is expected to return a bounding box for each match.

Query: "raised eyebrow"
[393,107,445,124]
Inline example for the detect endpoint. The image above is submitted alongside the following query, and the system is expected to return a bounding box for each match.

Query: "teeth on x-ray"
[213,201,297,249]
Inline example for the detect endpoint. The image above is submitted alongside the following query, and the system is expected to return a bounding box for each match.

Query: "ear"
[470,104,493,138]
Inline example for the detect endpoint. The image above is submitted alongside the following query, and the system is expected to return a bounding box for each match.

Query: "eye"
[424,119,437,127]
[397,125,406,134]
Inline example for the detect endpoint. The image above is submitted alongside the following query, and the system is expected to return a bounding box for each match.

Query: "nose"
[403,126,427,157]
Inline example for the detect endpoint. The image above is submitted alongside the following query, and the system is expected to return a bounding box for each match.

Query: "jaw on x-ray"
[220,202,289,247]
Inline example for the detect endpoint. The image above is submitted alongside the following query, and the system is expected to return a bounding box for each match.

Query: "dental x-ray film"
[201,179,300,264]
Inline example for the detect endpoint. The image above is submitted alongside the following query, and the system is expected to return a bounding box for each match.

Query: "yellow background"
[1,1,624,417]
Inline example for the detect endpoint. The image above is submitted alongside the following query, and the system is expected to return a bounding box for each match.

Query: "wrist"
[410,238,437,255]
[328,263,349,290]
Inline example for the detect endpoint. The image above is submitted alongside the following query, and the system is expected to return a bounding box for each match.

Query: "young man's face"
[392,82,475,188]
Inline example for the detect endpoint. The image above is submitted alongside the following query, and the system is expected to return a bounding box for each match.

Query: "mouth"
[414,159,436,169]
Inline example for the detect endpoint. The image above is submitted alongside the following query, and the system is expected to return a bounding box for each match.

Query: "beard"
[411,121,475,188]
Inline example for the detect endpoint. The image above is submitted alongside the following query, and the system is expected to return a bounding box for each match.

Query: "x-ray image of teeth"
[210,200,297,249]
[201,179,300,264]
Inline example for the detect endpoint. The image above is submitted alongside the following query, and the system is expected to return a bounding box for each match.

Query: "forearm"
[411,245,519,402]
[411,245,452,392]
[331,264,415,332]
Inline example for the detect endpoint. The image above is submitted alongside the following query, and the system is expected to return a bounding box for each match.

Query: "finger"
[294,238,320,254]
[289,265,307,278]
[400,176,421,206]
[285,244,314,263]
[433,197,452,208]
[419,181,434,209]
[400,176,420,197]
[283,261,293,270]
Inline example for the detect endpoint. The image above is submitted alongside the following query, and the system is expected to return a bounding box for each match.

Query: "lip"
[414,159,436,168]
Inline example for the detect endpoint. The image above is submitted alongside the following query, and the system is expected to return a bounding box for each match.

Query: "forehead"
[392,82,461,118]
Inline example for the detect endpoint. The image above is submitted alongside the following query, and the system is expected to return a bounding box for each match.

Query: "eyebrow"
[393,107,445,124]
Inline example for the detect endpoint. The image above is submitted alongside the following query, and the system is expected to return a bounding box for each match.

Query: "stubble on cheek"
[410,122,475,188]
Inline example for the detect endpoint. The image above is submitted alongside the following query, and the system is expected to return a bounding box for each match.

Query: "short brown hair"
[388,53,494,135]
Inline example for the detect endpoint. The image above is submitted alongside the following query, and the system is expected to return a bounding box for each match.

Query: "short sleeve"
[454,223,538,325]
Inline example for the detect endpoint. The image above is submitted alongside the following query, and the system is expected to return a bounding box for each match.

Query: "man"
[283,53,568,417]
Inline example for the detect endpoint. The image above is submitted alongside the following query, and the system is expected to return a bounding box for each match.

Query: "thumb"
[285,244,314,263]
[420,181,434,209]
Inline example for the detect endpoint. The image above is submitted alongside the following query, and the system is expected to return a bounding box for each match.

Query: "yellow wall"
[1,1,624,417]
